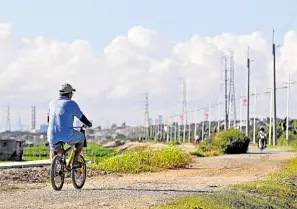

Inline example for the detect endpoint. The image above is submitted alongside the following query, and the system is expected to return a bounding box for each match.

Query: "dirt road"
[0,146,295,209]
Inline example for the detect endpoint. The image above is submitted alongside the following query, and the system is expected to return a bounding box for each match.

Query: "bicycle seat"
[54,141,66,146]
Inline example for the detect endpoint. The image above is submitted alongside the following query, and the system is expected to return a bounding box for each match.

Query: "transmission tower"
[6,104,11,132]
[228,50,237,127]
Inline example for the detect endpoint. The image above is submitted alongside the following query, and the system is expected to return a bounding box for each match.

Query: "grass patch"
[23,143,117,162]
[156,157,297,209]
[89,145,191,173]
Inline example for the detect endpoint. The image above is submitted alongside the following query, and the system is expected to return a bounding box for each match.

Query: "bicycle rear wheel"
[50,155,65,191]
[71,155,86,189]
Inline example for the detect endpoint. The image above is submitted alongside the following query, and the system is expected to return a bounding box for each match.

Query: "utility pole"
[239,90,243,131]
[272,29,277,146]
[269,90,273,145]
[6,104,11,132]
[182,79,187,142]
[217,98,221,132]
[224,56,228,130]
[208,100,211,137]
[246,46,251,137]
[253,88,257,144]
[283,74,297,143]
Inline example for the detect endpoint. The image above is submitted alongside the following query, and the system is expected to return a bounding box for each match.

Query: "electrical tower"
[228,50,237,127]
[6,104,11,132]
[31,106,36,132]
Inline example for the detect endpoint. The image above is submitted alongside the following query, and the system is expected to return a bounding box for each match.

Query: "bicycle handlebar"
[73,124,89,129]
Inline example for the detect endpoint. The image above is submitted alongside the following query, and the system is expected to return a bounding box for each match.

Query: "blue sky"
[0,0,296,49]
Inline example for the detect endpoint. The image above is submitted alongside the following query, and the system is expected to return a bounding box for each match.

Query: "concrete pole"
[194,108,197,139]
[253,88,257,144]
[286,74,290,142]
[217,98,220,132]
[202,114,205,140]
[269,90,273,145]
[272,29,277,146]
[209,100,211,137]
[183,117,186,143]
[240,90,243,131]
[178,116,181,142]
[188,111,191,142]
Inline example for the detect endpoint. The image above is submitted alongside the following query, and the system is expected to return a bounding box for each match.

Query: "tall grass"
[89,145,191,173]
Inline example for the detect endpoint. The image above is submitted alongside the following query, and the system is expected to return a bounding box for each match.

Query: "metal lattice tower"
[6,104,11,131]
[228,50,237,126]
[31,106,36,132]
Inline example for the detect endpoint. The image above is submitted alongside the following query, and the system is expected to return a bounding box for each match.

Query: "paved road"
[0,159,50,169]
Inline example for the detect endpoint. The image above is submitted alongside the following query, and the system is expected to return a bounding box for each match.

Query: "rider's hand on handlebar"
[85,122,92,128]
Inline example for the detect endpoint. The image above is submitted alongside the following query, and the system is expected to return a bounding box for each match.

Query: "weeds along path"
[0,146,295,209]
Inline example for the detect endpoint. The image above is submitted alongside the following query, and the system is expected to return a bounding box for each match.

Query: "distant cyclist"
[47,83,92,165]
[257,126,267,148]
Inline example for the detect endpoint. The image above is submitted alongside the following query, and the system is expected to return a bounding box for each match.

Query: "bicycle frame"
[57,126,87,169]
[58,143,76,168]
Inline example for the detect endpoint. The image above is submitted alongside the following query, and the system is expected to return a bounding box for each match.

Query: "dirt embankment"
[0,146,295,209]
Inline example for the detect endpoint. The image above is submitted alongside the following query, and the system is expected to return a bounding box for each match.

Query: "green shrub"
[212,128,250,154]
[278,131,297,147]
[168,140,180,146]
[192,128,250,156]
[191,138,222,157]
[89,145,190,173]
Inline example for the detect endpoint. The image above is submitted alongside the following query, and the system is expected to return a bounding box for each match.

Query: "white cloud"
[0,23,296,130]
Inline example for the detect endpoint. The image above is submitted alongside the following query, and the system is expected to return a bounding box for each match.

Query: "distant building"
[39,124,48,133]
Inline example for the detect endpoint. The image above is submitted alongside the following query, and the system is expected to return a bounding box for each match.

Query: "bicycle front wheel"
[71,155,87,189]
[50,155,65,191]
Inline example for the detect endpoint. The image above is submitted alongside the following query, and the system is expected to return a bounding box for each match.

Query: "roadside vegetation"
[191,128,250,157]
[88,145,191,173]
[23,142,117,162]
[156,156,297,209]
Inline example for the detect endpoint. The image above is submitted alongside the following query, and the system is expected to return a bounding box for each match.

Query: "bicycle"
[50,126,87,191]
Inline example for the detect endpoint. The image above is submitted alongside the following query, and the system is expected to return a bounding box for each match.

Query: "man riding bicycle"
[47,83,92,165]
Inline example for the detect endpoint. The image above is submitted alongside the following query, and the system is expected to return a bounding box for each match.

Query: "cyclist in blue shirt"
[47,83,92,164]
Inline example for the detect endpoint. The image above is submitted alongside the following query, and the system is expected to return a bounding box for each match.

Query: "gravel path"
[0,146,295,209]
